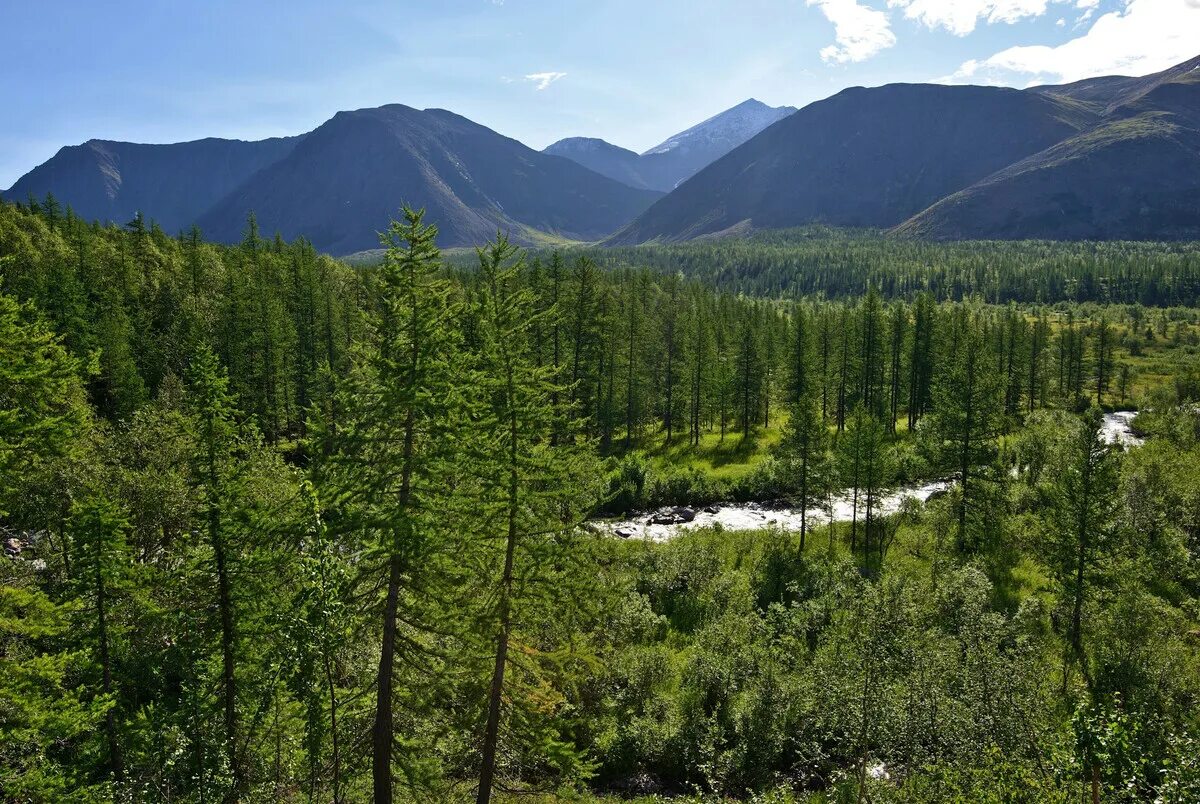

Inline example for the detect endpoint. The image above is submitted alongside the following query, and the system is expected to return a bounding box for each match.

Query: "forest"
[2,196,1199,803]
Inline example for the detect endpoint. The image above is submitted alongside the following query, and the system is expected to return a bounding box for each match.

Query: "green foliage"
[2,200,1199,802]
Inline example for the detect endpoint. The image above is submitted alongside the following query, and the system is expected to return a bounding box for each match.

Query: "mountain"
[543,99,796,192]
[542,137,651,190]
[610,56,1200,244]
[607,84,1094,244]
[3,136,302,233]
[196,104,662,253]
[897,55,1200,240]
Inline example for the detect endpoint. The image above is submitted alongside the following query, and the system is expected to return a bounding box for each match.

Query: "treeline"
[6,198,1199,468]
[576,227,1200,307]
[2,196,362,445]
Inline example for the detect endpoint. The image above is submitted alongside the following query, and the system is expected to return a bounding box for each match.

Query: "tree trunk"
[96,557,124,784]
[373,397,416,804]
[478,390,521,804]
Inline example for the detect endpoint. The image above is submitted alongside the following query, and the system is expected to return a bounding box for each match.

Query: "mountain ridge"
[3,135,303,234]
[543,98,797,192]
[195,103,662,253]
[609,55,1200,244]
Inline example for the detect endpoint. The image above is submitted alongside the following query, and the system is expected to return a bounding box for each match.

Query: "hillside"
[197,105,662,253]
[899,56,1200,240]
[607,84,1093,244]
[609,55,1200,244]
[2,135,301,233]
[543,99,796,192]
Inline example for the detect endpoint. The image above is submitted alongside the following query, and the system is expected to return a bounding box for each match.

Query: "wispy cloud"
[524,71,567,90]
[808,0,897,64]
[940,0,1200,85]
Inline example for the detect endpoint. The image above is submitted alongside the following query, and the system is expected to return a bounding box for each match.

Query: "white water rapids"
[601,412,1142,541]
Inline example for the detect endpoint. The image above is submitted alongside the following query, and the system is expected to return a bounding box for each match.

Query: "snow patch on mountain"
[641,99,797,156]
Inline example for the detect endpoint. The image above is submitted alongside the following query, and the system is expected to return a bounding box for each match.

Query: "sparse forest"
[2,197,1199,802]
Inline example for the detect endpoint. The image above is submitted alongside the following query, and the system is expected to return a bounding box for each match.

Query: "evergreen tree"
[68,494,132,787]
[187,343,245,802]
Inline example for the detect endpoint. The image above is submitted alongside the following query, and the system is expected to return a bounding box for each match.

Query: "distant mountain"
[607,84,1094,244]
[543,137,651,190]
[197,105,662,253]
[897,55,1200,240]
[543,99,796,192]
[610,57,1200,244]
[3,136,302,233]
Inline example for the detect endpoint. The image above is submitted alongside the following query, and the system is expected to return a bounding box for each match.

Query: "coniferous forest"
[3,197,1200,803]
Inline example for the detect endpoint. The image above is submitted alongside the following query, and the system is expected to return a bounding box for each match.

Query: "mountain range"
[543,99,796,192]
[612,55,1200,244]
[3,98,788,254]
[6,55,1199,251]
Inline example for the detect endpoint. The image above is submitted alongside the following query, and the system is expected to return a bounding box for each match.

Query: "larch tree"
[334,208,467,804]
[926,311,1004,553]
[471,235,601,804]
[187,343,245,802]
[69,494,132,787]
[1046,408,1121,695]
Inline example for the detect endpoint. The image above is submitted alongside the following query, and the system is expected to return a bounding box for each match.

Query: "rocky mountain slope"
[544,99,796,192]
[610,55,1200,244]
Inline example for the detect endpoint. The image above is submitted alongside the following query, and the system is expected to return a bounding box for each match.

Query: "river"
[601,412,1141,541]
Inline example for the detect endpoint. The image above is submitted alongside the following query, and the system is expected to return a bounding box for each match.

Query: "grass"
[645,422,786,482]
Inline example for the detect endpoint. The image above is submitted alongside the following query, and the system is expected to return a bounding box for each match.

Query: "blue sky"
[3,0,1199,188]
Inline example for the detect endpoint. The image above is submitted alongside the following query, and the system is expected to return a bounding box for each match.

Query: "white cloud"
[524,71,566,90]
[943,0,1200,85]
[887,0,1055,36]
[808,0,897,63]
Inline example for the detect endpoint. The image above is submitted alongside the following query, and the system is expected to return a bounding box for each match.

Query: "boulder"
[614,527,637,538]
[671,506,696,523]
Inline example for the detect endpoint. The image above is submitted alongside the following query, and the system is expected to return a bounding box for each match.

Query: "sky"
[2,0,1199,188]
